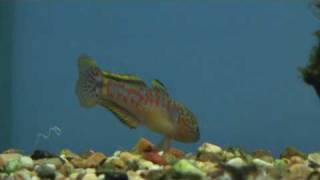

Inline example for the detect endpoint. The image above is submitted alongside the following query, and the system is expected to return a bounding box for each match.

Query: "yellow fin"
[100,99,140,128]
[102,71,146,86]
[152,79,168,95]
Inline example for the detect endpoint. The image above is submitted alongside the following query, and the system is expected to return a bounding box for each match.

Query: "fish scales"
[105,80,147,112]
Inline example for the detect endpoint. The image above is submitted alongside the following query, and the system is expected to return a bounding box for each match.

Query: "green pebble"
[172,159,205,178]
[137,159,154,169]
[164,153,179,164]
[5,159,23,173]
[274,159,287,169]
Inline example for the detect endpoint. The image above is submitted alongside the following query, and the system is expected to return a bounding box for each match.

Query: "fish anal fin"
[152,79,168,95]
[100,99,140,129]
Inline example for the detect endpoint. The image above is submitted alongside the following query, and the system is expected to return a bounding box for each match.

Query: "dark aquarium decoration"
[300,31,320,98]
[301,0,320,98]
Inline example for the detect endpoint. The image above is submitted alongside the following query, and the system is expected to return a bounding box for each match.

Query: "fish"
[75,55,200,150]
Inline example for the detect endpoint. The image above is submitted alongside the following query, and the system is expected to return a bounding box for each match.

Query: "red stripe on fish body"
[145,90,153,105]
[137,93,144,103]
[123,95,128,103]
[104,79,149,112]
[128,88,144,104]
[105,79,173,115]
[128,88,139,95]
[144,98,148,106]
[152,91,159,106]
[106,80,125,103]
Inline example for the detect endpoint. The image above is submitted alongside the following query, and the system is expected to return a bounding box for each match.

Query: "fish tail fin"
[76,54,103,108]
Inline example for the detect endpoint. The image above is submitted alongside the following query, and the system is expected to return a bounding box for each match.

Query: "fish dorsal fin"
[103,71,146,86]
[152,79,168,95]
[99,98,140,129]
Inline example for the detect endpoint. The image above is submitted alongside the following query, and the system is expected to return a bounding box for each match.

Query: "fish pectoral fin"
[152,79,169,96]
[100,99,140,129]
[157,136,172,151]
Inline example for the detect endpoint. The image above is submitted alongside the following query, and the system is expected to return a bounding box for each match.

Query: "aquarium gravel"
[0,138,320,180]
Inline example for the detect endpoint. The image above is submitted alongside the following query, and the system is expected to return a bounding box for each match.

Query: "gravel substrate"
[0,138,319,180]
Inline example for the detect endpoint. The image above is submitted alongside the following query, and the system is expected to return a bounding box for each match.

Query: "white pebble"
[198,143,222,154]
[46,163,56,170]
[82,173,98,180]
[20,156,34,169]
[86,168,96,174]
[226,157,247,168]
[98,174,105,180]
[253,158,273,168]
[31,176,40,180]
[308,153,320,166]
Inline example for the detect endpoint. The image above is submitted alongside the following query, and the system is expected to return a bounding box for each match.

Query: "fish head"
[172,105,200,143]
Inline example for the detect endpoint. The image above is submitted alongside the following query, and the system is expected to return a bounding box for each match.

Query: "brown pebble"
[168,148,185,158]
[288,163,312,179]
[0,153,22,164]
[143,152,167,165]
[281,147,306,159]
[71,152,106,168]
[58,164,73,177]
[2,149,23,154]
[0,157,4,169]
[133,138,156,153]
[86,152,106,167]
[289,156,305,165]
[253,149,273,158]
[253,149,274,163]
[80,150,96,159]
[71,158,87,168]
[13,174,24,180]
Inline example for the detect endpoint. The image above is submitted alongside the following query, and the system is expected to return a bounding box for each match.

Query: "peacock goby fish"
[75,55,200,150]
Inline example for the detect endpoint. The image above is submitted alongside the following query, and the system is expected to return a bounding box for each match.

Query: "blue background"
[1,1,319,156]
